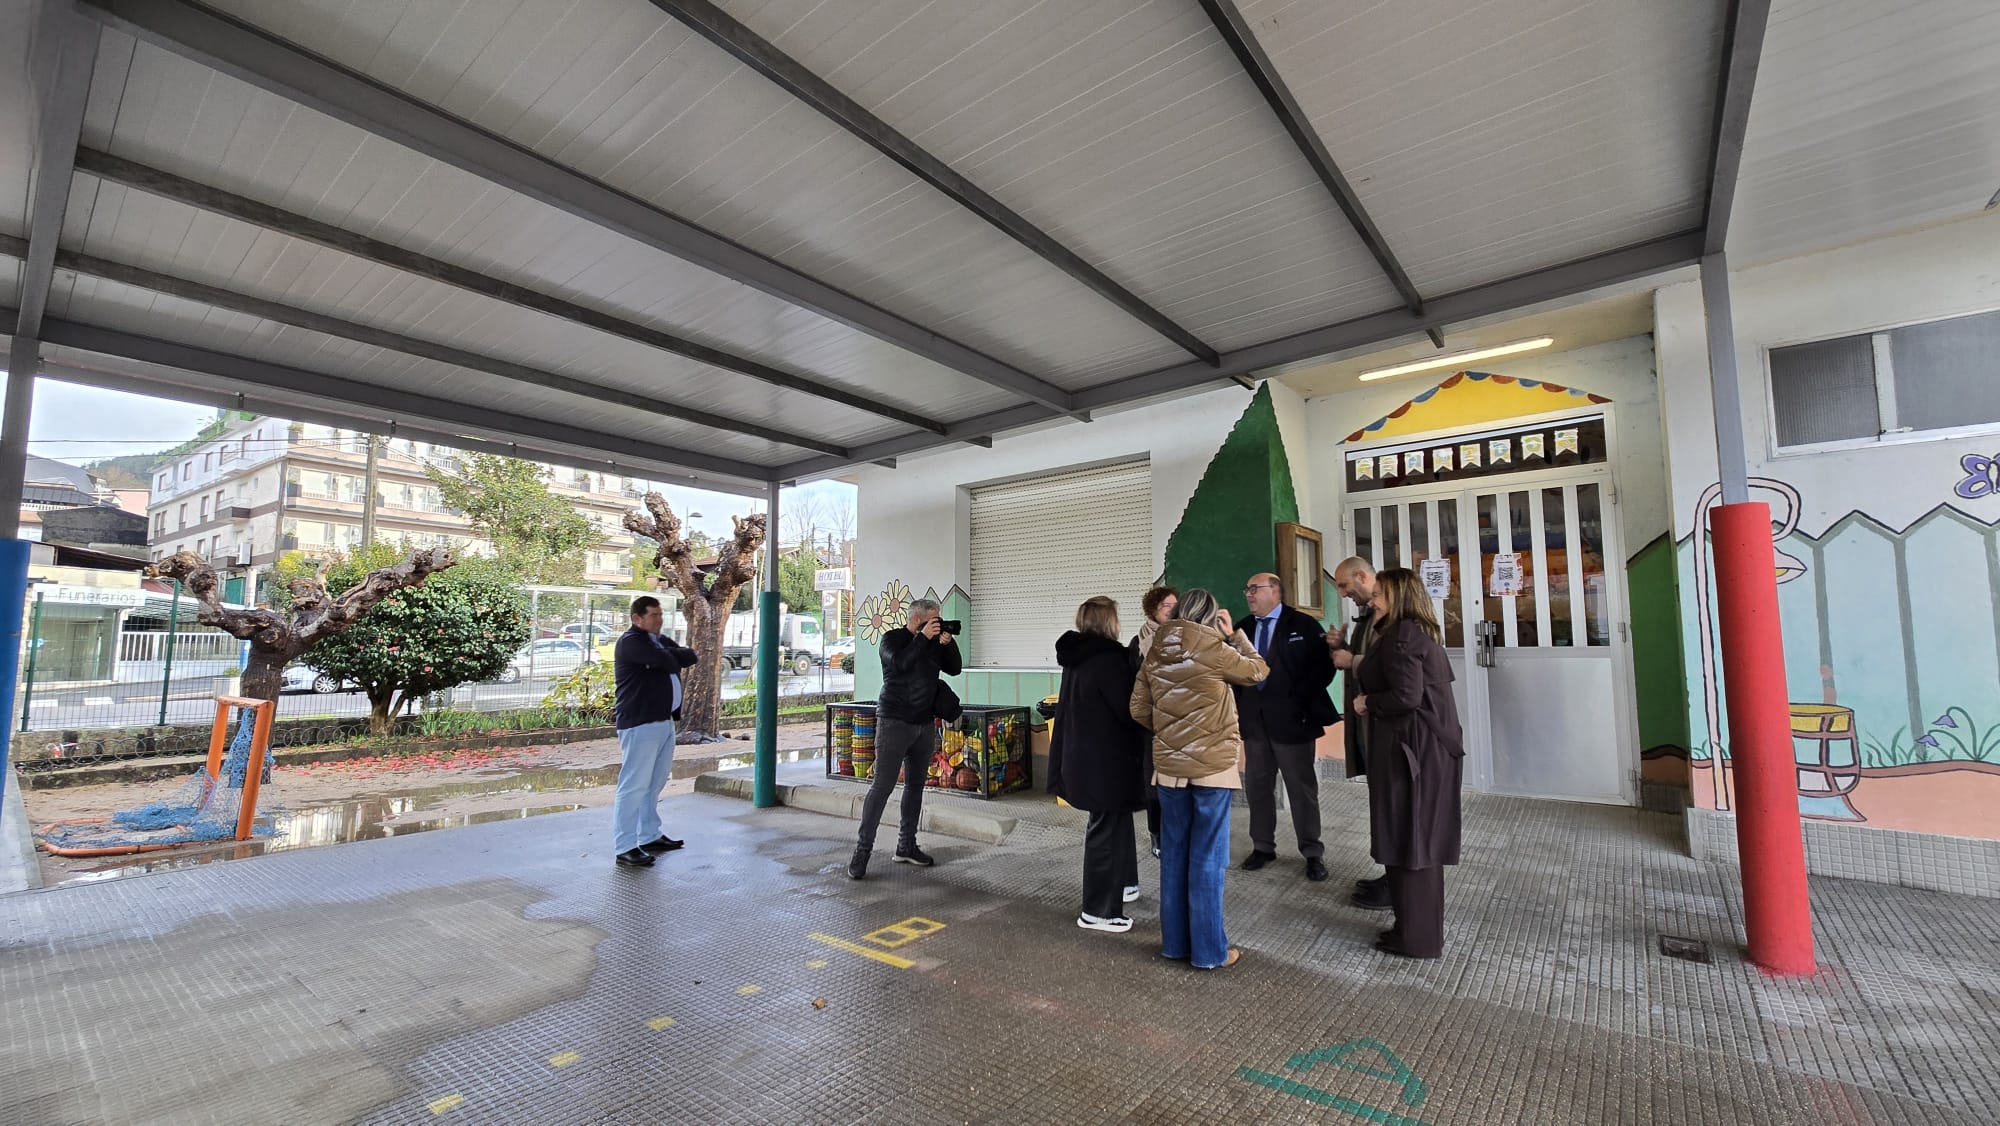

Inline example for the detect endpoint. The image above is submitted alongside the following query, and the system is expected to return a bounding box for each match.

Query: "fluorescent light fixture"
[1357,337,1555,381]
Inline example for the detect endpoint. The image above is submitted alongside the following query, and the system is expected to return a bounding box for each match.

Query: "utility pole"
[360,434,381,549]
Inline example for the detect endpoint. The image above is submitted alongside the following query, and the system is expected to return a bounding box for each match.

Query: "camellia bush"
[541,660,613,719]
[298,551,532,735]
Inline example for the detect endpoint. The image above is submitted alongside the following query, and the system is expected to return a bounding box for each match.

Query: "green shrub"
[542,661,613,719]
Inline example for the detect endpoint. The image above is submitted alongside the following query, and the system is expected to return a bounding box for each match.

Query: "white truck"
[666,608,825,675]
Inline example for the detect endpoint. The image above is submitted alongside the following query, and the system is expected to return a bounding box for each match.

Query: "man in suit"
[1236,572,1339,881]
[1331,557,1390,910]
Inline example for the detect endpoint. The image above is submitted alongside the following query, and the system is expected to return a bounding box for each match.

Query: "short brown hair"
[1140,585,1179,620]
[629,595,661,618]
[1074,596,1120,640]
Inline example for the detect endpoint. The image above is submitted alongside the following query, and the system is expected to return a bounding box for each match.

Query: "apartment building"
[146,415,641,603]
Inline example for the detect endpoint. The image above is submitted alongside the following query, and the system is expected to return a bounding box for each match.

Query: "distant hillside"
[82,411,255,485]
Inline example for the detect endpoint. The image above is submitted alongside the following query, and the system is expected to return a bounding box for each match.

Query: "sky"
[6,375,855,546]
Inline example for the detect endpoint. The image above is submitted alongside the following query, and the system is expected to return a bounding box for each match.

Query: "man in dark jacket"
[850,598,961,879]
[1236,573,1338,881]
[1331,556,1389,909]
[611,595,697,869]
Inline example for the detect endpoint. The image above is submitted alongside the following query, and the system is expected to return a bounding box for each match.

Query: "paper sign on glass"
[1432,447,1454,472]
[1378,454,1399,479]
[1490,553,1524,597]
[1555,428,1580,455]
[1419,558,1453,600]
[1458,443,1482,469]
[1521,433,1546,459]
[1489,438,1513,465]
[1354,457,1373,481]
[1404,450,1426,475]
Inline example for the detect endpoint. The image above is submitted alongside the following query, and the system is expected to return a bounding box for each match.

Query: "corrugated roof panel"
[1244,0,1721,297]
[1731,0,2000,264]
[729,0,1400,352]
[52,275,802,466]
[64,180,915,447]
[202,0,1182,384]
[78,32,1027,420]
[0,0,37,236]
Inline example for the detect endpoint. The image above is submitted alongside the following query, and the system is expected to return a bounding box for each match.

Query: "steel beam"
[36,361,769,499]
[73,149,945,437]
[651,0,1219,369]
[3,1,99,540]
[1703,0,1773,256]
[18,238,851,458]
[779,230,1705,479]
[1198,0,1435,339]
[21,313,778,487]
[77,0,1083,418]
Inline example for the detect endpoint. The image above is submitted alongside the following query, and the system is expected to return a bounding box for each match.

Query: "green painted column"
[753,481,780,807]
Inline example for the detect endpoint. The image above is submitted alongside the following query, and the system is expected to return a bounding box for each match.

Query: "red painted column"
[1710,501,1816,975]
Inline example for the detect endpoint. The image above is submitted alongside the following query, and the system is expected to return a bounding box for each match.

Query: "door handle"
[1475,621,1497,668]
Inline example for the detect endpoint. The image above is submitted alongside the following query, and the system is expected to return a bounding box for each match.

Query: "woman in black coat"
[1050,595,1151,933]
[1351,568,1465,959]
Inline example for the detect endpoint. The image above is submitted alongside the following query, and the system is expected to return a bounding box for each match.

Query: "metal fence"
[15,583,853,734]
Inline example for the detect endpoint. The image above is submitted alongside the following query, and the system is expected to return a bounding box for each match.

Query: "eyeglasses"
[1243,583,1273,594]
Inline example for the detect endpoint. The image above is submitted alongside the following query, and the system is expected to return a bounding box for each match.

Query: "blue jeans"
[1157,784,1233,968]
[613,719,677,853]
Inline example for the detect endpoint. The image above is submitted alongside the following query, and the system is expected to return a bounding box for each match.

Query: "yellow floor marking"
[863,916,948,949]
[646,1016,676,1031]
[427,1094,465,1116]
[737,984,762,996]
[808,932,916,969]
[548,1051,581,1068]
[806,959,830,969]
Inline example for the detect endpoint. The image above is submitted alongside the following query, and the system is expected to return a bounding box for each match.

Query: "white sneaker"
[1077,912,1133,933]
[1123,885,1141,903]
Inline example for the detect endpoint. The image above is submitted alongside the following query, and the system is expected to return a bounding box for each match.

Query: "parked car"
[491,638,588,683]
[280,662,350,694]
[825,635,856,667]
[557,622,622,645]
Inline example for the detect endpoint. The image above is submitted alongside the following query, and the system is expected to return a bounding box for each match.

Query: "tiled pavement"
[1,781,1996,1125]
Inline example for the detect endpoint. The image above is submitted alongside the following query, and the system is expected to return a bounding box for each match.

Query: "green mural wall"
[1163,384,1301,616]
[1626,533,1692,759]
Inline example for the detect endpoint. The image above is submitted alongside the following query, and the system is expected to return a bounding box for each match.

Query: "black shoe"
[893,844,935,868]
[1241,850,1277,872]
[846,847,870,880]
[615,848,655,868]
[1305,858,1329,882]
[641,836,684,855]
[1355,874,1387,894]
[1351,882,1393,911]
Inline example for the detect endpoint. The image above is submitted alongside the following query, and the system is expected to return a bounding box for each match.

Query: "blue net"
[38,706,274,852]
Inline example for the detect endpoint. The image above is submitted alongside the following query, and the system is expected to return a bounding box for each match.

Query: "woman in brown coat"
[1130,588,1268,970]
[1351,568,1464,959]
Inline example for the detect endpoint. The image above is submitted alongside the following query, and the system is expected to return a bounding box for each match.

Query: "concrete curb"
[695,770,1019,845]
[1,777,45,894]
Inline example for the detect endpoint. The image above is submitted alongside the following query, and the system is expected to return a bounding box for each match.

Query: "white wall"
[1301,335,1673,562]
[1658,211,2000,539]
[854,383,1264,606]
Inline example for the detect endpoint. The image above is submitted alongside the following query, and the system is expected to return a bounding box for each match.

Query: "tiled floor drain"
[1658,934,1713,963]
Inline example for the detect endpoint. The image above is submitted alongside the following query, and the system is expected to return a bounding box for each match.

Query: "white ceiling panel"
[75,31,1028,421]
[59,178,919,449]
[0,0,37,236]
[1243,0,1723,297]
[198,0,1184,384]
[1730,0,2000,264]
[718,0,1401,352]
[49,275,801,467]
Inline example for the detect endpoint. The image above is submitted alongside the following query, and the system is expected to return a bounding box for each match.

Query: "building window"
[181,461,191,481]
[203,452,213,472]
[199,497,210,522]
[178,503,188,529]
[1769,307,2000,451]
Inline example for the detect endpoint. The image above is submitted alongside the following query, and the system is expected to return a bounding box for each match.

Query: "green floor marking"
[1235,1069,1436,1126]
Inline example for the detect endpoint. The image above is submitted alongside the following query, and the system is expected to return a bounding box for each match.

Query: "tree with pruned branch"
[147,548,456,703]
[623,493,765,742]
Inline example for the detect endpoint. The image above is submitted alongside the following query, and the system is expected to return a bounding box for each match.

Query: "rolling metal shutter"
[968,459,1153,668]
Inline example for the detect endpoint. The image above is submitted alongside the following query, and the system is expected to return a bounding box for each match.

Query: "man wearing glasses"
[1235,573,1339,881]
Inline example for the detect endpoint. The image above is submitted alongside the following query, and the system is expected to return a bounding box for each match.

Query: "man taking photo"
[611,595,697,869]
[850,598,961,880]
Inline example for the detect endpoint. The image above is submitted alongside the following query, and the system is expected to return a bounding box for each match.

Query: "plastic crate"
[825,701,1032,799]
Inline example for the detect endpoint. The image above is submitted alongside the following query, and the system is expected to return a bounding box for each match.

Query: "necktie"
[1257,615,1274,656]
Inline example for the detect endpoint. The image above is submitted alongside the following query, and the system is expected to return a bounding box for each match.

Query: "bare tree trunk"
[240,645,295,703]
[625,495,765,742]
[367,687,399,737]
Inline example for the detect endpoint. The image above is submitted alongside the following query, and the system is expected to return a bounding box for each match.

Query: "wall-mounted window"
[1769,307,2000,452]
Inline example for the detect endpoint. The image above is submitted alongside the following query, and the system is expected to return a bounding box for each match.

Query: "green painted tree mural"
[1162,384,1303,616]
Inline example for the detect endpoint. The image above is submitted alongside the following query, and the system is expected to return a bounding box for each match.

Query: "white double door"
[1345,466,1634,804]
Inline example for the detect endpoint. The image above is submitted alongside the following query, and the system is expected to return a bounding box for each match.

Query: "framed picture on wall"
[1275,522,1326,619]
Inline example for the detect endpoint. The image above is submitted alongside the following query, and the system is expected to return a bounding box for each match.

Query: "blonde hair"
[1374,568,1442,643]
[1176,588,1220,628]
[1074,596,1120,640]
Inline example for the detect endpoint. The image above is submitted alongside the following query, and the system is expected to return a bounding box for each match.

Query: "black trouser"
[1082,810,1138,920]
[1145,787,1161,840]
[856,717,932,853]
[1243,729,1323,858]
[1386,866,1445,957]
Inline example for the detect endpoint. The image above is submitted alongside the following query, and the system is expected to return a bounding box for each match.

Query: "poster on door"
[1490,553,1525,597]
[1419,558,1453,601]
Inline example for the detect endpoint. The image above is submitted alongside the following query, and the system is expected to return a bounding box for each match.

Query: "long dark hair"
[1374,568,1442,644]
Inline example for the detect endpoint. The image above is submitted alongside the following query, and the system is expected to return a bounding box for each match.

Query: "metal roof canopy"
[6,0,1991,490]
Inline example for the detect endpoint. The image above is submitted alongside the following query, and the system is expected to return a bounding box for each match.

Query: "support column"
[0,345,36,814]
[1703,252,1815,975]
[753,480,780,807]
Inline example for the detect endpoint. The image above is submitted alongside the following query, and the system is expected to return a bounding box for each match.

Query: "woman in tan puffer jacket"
[1130,588,1267,970]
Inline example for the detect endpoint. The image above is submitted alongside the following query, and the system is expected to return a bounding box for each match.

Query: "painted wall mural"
[1679,477,2000,840]
[851,581,973,703]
